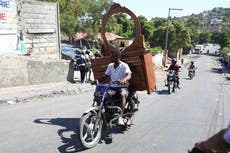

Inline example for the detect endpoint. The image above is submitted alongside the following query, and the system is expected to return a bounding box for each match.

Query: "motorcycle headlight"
[106,89,116,96]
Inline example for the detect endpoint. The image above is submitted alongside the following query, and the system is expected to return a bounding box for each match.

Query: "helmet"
[172,58,177,64]
[191,61,194,64]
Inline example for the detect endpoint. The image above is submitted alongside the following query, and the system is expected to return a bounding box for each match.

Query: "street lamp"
[164,8,183,52]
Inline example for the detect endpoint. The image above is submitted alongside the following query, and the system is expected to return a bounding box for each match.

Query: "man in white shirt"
[98,50,132,125]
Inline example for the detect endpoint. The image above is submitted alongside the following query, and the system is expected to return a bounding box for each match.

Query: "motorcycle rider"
[189,121,230,153]
[167,58,180,90]
[188,61,196,76]
[98,50,132,125]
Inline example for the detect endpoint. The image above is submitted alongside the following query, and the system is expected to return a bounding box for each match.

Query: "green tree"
[138,15,153,45]
[150,18,167,48]
[211,31,221,44]
[212,31,230,49]
[151,18,191,57]
[81,0,112,35]
[185,16,203,46]
[114,13,135,38]
[222,20,230,32]
[219,32,230,48]
[106,15,122,34]
[199,30,211,44]
[220,47,230,55]
[168,20,191,53]
[40,0,113,43]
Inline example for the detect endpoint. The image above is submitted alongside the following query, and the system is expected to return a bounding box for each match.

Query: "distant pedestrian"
[85,50,92,81]
[75,51,87,83]
[181,58,184,65]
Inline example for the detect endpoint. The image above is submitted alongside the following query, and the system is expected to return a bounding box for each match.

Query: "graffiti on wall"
[0,0,18,53]
[0,0,10,20]
[0,0,17,30]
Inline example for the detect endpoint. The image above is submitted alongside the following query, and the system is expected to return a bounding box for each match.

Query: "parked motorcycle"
[165,70,178,94]
[79,81,140,149]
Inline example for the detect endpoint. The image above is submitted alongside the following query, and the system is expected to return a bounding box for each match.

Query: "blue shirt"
[224,122,230,144]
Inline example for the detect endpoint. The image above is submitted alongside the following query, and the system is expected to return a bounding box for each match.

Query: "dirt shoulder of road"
[0,61,190,105]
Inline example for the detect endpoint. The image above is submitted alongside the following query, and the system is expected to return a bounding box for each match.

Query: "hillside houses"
[203,18,223,32]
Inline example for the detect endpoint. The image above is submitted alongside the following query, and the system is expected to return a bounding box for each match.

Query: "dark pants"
[79,65,86,83]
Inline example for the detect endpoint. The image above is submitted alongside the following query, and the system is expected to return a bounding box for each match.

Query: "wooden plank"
[90,50,156,94]
[142,52,156,94]
[122,50,147,58]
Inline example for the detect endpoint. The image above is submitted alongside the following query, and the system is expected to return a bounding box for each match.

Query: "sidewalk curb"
[0,57,192,105]
[0,82,94,104]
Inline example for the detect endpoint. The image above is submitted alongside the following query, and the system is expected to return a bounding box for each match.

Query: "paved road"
[0,53,230,153]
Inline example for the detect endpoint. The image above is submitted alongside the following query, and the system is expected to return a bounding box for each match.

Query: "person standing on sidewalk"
[181,58,184,65]
[75,51,87,83]
[85,50,92,81]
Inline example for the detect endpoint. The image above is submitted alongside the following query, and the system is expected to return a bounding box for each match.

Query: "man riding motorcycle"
[188,61,196,76]
[167,58,180,89]
[97,50,132,125]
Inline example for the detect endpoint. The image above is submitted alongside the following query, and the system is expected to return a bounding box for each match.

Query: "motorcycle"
[188,68,195,80]
[165,70,178,94]
[79,81,140,149]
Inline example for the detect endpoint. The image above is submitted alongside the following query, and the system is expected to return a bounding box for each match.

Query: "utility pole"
[164,8,183,52]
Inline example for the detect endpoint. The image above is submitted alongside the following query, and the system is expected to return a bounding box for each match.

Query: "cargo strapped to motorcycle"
[91,3,157,94]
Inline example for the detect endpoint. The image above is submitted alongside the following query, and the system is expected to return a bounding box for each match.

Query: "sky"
[113,0,230,20]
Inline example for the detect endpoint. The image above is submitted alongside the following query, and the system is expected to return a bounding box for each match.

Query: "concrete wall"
[0,0,60,59]
[153,53,163,67]
[0,55,70,88]
[16,0,60,59]
[0,0,67,88]
[0,0,18,53]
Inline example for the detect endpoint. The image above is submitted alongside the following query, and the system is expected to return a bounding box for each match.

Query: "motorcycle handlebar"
[91,80,128,86]
[91,80,99,85]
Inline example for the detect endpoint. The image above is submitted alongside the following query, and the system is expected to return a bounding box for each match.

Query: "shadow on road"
[182,77,193,80]
[34,117,128,152]
[155,89,169,95]
[34,118,85,153]
[210,67,223,74]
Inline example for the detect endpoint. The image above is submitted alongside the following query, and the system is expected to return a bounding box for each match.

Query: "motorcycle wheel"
[189,73,193,80]
[79,111,103,149]
[124,98,135,118]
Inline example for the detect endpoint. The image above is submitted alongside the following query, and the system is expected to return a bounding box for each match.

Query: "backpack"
[76,54,85,65]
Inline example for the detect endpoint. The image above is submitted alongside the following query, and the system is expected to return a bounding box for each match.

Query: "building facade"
[0,0,60,59]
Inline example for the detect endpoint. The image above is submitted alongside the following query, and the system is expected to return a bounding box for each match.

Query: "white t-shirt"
[105,61,131,87]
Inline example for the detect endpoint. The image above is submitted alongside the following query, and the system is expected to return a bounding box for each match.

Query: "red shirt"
[168,64,180,76]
